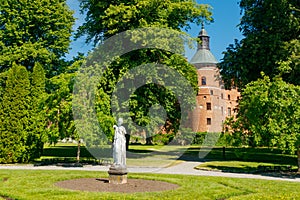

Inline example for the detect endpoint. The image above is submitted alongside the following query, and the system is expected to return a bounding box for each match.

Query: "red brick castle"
[189,25,240,133]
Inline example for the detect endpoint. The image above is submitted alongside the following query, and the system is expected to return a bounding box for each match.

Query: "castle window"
[221,93,224,99]
[206,102,211,110]
[228,95,231,100]
[228,107,231,116]
[201,76,206,85]
[210,90,214,95]
[207,118,212,125]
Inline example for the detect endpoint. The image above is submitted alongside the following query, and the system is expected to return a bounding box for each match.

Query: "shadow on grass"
[187,146,300,179]
[127,149,154,154]
[39,144,298,175]
[181,146,297,166]
[36,145,110,166]
[41,145,297,166]
[42,145,94,158]
[205,165,257,173]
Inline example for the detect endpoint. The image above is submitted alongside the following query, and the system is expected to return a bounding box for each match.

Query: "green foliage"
[26,64,47,158]
[0,64,30,163]
[150,131,225,146]
[219,124,246,147]
[95,88,115,142]
[0,0,74,76]
[74,1,213,145]
[0,64,47,163]
[191,132,225,146]
[189,132,206,145]
[152,133,174,145]
[77,0,212,44]
[72,59,111,148]
[0,0,77,162]
[226,73,300,155]
[45,60,83,144]
[219,0,300,88]
[106,50,199,138]
[220,2,300,167]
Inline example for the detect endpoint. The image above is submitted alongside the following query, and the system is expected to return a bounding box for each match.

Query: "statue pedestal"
[108,165,128,184]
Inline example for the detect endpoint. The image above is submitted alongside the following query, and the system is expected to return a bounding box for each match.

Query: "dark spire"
[197,23,210,50]
[190,23,218,65]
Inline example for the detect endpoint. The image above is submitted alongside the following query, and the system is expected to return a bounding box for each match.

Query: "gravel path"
[1,161,299,182]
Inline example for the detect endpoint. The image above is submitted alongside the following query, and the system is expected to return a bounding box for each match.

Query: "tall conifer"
[0,64,31,163]
[26,63,47,158]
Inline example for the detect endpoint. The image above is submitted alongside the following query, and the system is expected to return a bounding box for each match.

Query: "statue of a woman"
[112,118,127,168]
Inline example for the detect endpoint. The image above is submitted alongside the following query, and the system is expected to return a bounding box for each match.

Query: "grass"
[0,169,300,199]
[39,143,93,159]
[38,143,192,167]
[127,145,190,167]
[185,146,297,164]
[36,144,298,171]
[195,161,297,173]
[186,146,298,173]
[2,145,299,199]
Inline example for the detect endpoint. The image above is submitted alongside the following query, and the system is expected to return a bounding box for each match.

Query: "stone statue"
[108,118,128,184]
[112,118,127,168]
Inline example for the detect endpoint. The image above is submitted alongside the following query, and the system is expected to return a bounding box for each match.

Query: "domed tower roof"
[190,24,218,65]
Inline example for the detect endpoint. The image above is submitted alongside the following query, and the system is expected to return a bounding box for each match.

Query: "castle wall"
[190,65,240,133]
[189,26,240,133]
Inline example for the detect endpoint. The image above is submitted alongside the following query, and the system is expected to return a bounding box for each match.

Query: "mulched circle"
[55,178,179,193]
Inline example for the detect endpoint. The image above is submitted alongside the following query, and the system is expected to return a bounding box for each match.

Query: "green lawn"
[0,169,300,200]
[185,146,297,164]
[38,143,191,167]
[195,161,298,173]
[38,144,298,170]
[188,146,298,173]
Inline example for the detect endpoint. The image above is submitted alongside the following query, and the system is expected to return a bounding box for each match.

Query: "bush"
[129,131,234,147]
[153,131,225,146]
[172,129,195,145]
[152,133,174,145]
[192,132,232,146]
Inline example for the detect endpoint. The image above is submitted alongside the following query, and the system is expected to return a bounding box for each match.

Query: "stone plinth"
[108,165,128,184]
[108,173,127,184]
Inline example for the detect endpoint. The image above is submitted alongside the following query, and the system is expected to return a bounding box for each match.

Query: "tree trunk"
[146,136,153,145]
[297,149,300,173]
[77,140,81,163]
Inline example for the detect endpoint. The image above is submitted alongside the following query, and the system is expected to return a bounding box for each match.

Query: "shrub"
[152,133,174,145]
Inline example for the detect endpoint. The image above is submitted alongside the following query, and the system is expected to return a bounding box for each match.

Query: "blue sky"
[66,0,244,62]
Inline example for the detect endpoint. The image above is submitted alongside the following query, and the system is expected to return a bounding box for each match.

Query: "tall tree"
[0,0,74,76]
[0,0,75,162]
[27,64,47,158]
[0,64,31,163]
[45,57,86,161]
[0,63,49,163]
[225,72,300,171]
[219,0,300,88]
[77,0,212,44]
[75,0,213,144]
[45,60,82,144]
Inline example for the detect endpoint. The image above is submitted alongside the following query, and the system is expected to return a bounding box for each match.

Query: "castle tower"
[190,25,240,133]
